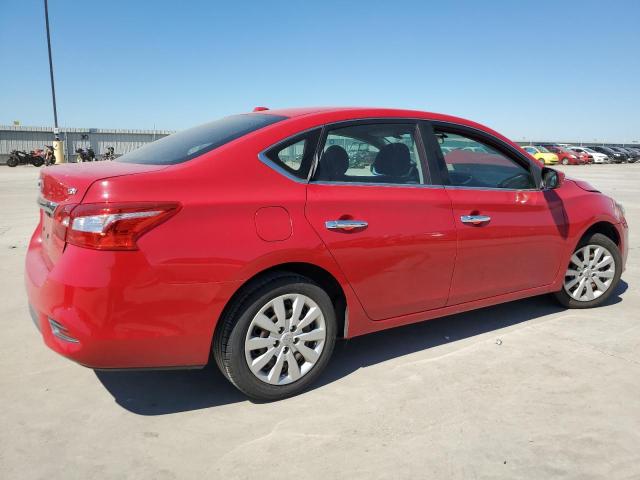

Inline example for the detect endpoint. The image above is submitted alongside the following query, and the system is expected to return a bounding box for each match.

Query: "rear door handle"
[325,220,368,232]
[460,215,491,225]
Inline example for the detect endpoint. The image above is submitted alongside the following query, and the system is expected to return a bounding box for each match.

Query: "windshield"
[116,114,286,165]
[537,146,550,153]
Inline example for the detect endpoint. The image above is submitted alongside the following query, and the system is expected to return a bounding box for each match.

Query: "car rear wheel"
[213,273,336,401]
[554,233,622,308]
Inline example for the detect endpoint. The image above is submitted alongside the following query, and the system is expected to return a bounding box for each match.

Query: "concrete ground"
[1,164,638,480]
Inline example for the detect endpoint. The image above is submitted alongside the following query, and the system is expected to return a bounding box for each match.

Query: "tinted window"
[435,130,535,189]
[313,123,427,185]
[116,114,286,165]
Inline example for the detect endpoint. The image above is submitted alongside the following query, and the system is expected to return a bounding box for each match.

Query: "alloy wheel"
[244,294,327,386]
[563,244,616,301]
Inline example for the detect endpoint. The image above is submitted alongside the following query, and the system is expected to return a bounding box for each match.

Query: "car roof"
[257,106,473,124]
[256,106,507,139]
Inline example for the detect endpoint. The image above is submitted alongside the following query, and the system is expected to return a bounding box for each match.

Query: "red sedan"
[26,107,628,400]
[569,148,592,164]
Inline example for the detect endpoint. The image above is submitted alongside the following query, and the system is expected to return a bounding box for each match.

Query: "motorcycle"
[44,145,55,166]
[102,146,116,161]
[75,148,94,162]
[6,149,45,167]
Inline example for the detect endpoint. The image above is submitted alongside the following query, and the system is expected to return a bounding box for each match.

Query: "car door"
[305,120,457,321]
[427,122,567,305]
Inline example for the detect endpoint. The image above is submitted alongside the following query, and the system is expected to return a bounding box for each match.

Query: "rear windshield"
[116,113,286,165]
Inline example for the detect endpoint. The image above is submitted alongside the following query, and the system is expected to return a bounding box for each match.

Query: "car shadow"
[95,280,628,415]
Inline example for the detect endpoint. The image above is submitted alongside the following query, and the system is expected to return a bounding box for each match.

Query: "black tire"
[554,233,622,308]
[32,157,44,167]
[213,273,337,401]
[6,156,18,167]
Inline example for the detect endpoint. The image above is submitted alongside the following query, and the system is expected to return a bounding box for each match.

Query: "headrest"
[373,143,411,176]
[317,145,349,180]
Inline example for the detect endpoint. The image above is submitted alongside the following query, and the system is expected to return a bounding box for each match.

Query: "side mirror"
[541,167,565,189]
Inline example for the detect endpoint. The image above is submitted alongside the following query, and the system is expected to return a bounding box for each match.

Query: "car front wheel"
[554,233,622,308]
[213,273,337,401]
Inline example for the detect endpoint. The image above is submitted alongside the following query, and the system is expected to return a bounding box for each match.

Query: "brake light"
[52,203,78,240]
[54,202,180,250]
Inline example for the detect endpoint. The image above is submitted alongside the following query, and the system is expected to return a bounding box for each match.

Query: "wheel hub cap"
[563,244,616,302]
[244,293,327,386]
[280,332,294,347]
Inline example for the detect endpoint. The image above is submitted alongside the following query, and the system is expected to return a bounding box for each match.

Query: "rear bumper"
[25,232,240,369]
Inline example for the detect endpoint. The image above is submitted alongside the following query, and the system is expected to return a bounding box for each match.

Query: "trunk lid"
[38,162,168,266]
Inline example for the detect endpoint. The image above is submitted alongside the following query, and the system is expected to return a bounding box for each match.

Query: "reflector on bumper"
[48,318,79,343]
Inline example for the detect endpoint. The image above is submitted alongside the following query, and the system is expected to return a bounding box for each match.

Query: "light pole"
[44,0,65,162]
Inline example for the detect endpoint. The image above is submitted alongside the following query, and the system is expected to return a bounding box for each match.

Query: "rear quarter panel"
[81,123,369,348]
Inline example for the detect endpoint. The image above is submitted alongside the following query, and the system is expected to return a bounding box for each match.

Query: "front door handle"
[460,215,491,225]
[325,220,368,232]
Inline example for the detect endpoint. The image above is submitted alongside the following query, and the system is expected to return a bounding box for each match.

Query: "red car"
[569,148,592,164]
[541,145,584,165]
[26,107,628,400]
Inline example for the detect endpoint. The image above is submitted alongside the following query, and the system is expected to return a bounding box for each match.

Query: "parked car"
[590,146,624,163]
[567,146,607,164]
[25,107,628,400]
[568,148,591,164]
[538,145,583,165]
[626,147,640,162]
[563,146,591,164]
[569,147,609,164]
[607,147,631,163]
[522,145,559,165]
[617,147,639,163]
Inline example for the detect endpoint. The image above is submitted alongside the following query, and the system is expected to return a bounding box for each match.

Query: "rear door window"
[116,113,286,165]
[313,123,428,185]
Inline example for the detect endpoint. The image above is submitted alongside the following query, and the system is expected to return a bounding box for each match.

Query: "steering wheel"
[497,173,532,189]
[448,171,473,185]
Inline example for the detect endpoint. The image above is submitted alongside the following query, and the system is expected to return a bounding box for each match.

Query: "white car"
[567,146,609,164]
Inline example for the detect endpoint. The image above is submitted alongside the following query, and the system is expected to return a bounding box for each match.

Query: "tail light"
[52,203,77,240]
[52,202,180,250]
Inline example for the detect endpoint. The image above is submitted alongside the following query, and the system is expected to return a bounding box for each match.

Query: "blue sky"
[1,0,639,142]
